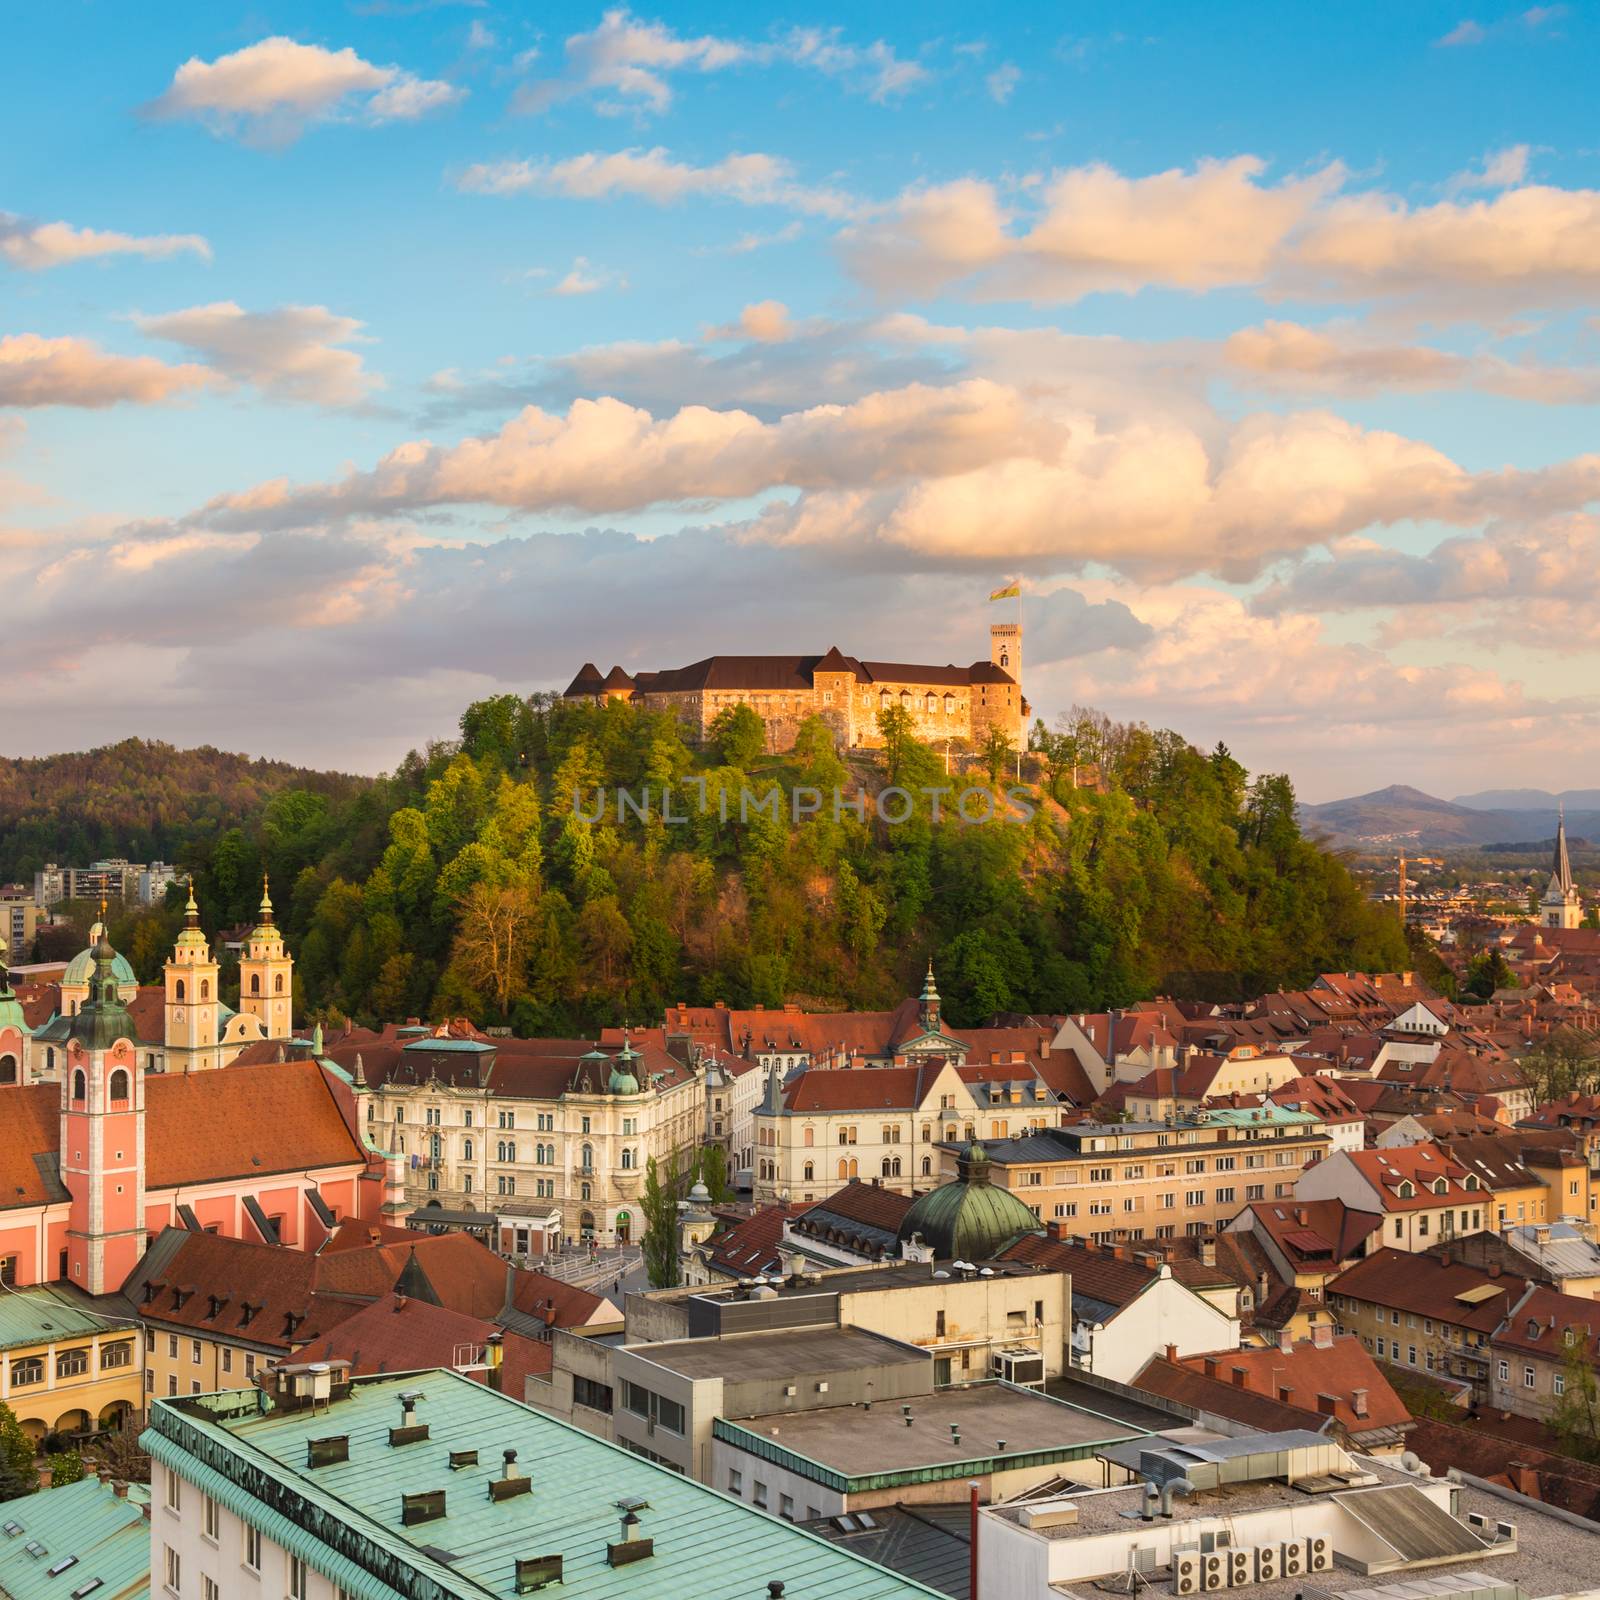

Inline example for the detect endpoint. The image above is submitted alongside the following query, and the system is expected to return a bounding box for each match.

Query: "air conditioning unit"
[1308,1536,1332,1572]
[992,1350,1046,1389]
[1255,1545,1280,1582]
[1281,1540,1306,1577]
[1201,1552,1228,1591]
[1175,1553,1203,1596]
[1228,1549,1252,1586]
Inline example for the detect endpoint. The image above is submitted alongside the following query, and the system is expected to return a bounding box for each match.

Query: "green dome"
[896,1142,1038,1261]
[608,1044,641,1096]
[63,925,136,989]
[67,927,139,1052]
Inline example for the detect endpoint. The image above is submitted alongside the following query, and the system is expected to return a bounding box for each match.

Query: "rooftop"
[0,1475,152,1600]
[143,1370,941,1600]
[0,1283,129,1350]
[717,1381,1143,1486]
[627,1324,925,1382]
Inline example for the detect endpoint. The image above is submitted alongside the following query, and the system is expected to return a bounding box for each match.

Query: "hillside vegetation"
[0,740,367,884]
[151,695,1407,1032]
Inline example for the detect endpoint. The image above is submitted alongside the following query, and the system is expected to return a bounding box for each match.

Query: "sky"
[5,3,1600,802]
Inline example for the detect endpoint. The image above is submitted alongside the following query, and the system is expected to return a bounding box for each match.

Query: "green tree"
[46,1450,84,1488]
[1520,1027,1600,1105]
[640,1154,682,1289]
[0,1402,36,1502]
[1551,1338,1600,1463]
[979,724,1015,787]
[697,1142,731,1203]
[876,705,918,787]
[708,704,767,769]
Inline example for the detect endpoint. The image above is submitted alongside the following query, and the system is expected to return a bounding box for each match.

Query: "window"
[289,1555,309,1599]
[9,1357,42,1387]
[57,1347,89,1378]
[754,1481,768,1509]
[463,1137,473,1161]
[165,1467,182,1511]
[204,1492,219,1540]
[1497,1359,1510,1381]
[1376,1338,1386,1357]
[1215,1187,1235,1205]
[109,1068,130,1101]
[728,1469,743,1495]
[244,1525,262,1570]
[222,1348,232,1374]
[205,1579,220,1600]
[72,1068,87,1101]
[1556,1372,1567,1397]
[1408,1345,1417,1366]
[1214,1156,1236,1171]
[780,1493,795,1521]
[1185,1189,1205,1207]
[1088,1166,1112,1183]
[574,1376,613,1413]
[164,1545,180,1594]
[192,1339,202,1365]
[1524,1366,1536,1390]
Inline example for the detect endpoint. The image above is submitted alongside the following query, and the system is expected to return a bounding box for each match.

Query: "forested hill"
[0,739,368,883]
[153,694,1406,1035]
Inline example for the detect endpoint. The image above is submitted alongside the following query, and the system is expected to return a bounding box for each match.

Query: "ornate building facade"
[563,623,1027,753]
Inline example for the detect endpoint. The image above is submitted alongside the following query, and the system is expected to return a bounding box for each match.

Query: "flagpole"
[1016,575,1023,783]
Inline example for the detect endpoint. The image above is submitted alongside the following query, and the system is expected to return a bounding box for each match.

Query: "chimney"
[1312,1322,1334,1349]
[1203,1357,1219,1379]
[1295,1207,1309,1226]
[1165,1344,1179,1364]
[1199,1238,1217,1267]
[1352,1387,1369,1417]
[1277,1330,1294,1354]
[1489,1262,1502,1278]
[1231,1366,1248,1388]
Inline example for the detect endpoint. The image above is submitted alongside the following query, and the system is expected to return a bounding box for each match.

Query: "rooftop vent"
[515,1555,564,1594]
[391,1390,429,1447]
[607,1510,654,1569]
[306,1436,348,1469]
[489,1449,530,1503]
[400,1490,446,1528]
[449,1449,478,1471]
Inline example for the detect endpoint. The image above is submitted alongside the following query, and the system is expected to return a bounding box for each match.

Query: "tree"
[697,1142,731,1203]
[46,1450,83,1488]
[876,705,918,787]
[640,1154,682,1288]
[93,1422,150,1485]
[1551,1338,1600,1464]
[979,724,1015,787]
[1520,1027,1600,1105]
[708,704,766,769]
[576,895,633,992]
[1463,946,1516,1001]
[449,882,538,1014]
[0,1402,36,1503]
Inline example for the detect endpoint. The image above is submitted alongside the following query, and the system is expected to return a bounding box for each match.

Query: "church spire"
[919,959,941,1034]
[1554,804,1574,897]
[258,874,276,927]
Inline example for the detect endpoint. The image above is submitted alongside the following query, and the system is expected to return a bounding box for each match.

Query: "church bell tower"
[238,877,294,1040]
[1540,807,1584,930]
[164,881,220,1071]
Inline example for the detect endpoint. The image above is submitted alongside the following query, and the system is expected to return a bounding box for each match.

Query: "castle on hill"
[564,621,1028,753]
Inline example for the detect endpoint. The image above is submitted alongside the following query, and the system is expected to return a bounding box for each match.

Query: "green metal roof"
[142,1370,945,1600]
[0,1475,151,1600]
[61,931,137,989]
[1197,1106,1317,1128]
[0,1286,132,1352]
[895,1145,1038,1261]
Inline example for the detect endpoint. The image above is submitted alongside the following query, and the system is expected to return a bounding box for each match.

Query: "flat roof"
[719,1382,1143,1482]
[145,1370,943,1600]
[692,1258,1061,1300]
[628,1324,925,1381]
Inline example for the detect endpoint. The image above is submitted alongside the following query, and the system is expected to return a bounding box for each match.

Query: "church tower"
[919,960,942,1035]
[991,620,1022,683]
[164,881,221,1072]
[61,926,146,1294]
[238,877,294,1040]
[1540,807,1583,930]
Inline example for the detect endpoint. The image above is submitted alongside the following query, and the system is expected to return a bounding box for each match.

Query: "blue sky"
[5,2,1600,799]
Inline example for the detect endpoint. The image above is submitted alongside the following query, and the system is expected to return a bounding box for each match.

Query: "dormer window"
[1398,1181,1414,1198]
[1528,1320,1542,1340]
[1433,1178,1448,1195]
[1464,1174,1479,1190]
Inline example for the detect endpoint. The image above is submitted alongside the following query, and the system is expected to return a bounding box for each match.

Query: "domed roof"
[63,923,137,988]
[895,1142,1038,1261]
[608,1042,641,1096]
[67,926,139,1051]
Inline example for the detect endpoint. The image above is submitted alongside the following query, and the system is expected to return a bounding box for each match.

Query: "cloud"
[513,8,748,114]
[723,221,805,254]
[144,36,463,145]
[132,302,378,406]
[779,27,928,102]
[551,257,627,296]
[842,157,1343,301]
[1223,319,1600,403]
[1,212,210,271]
[710,300,795,342]
[511,12,928,115]
[0,334,215,408]
[1435,19,1487,45]
[457,146,856,217]
[986,63,1020,103]
[842,153,1600,316]
[1444,143,1531,195]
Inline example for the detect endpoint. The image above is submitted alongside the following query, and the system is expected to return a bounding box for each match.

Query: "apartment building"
[0,1284,141,1444]
[961,1105,1329,1243]
[1294,1145,1493,1252]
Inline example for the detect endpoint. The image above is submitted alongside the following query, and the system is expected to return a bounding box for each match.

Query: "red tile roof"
[313,1232,511,1319]
[700,1205,808,1276]
[285,1291,498,1377]
[506,1270,609,1330]
[1341,1146,1481,1211]
[1243,1199,1383,1268]
[144,1061,367,1188]
[1178,1335,1409,1434]
[998,1232,1160,1308]
[1328,1247,1518,1331]
[0,1084,68,1210]
[1493,1284,1600,1363]
[1132,1356,1324,1434]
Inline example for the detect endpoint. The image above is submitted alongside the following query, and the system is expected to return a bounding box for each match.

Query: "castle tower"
[238,876,295,1040]
[164,881,221,1072]
[991,620,1022,683]
[1540,806,1583,930]
[61,925,146,1294]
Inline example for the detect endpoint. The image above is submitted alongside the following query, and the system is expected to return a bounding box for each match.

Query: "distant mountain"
[1299,785,1523,849]
[1454,787,1600,812]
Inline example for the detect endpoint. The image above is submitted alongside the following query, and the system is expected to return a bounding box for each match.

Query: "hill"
[1454,787,1600,811]
[155,695,1406,1031]
[0,739,369,884]
[1301,784,1600,850]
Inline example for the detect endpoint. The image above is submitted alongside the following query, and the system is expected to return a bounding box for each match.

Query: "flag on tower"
[988,582,1020,601]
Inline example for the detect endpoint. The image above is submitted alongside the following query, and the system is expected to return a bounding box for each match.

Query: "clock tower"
[164,882,221,1072]
[238,877,295,1040]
